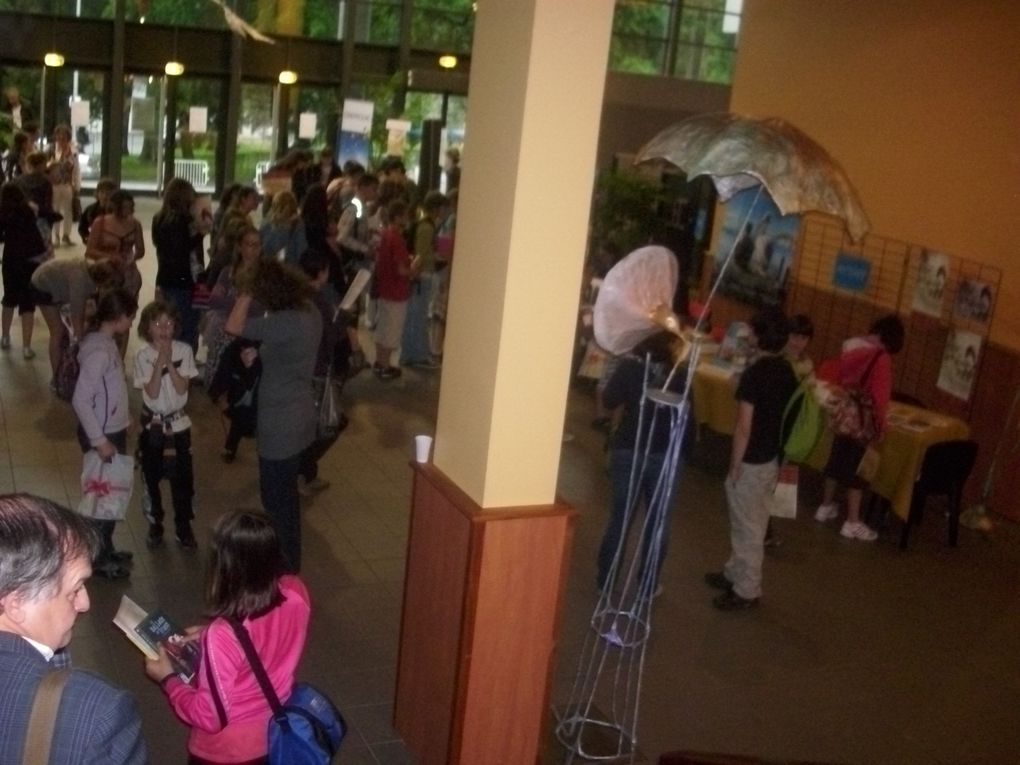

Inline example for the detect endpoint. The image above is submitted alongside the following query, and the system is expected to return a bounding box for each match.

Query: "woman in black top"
[152,178,204,350]
[0,184,46,357]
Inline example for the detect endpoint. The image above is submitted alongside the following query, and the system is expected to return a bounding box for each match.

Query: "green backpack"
[781,375,824,463]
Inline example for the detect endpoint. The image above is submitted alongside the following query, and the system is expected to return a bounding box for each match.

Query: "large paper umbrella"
[636,112,870,242]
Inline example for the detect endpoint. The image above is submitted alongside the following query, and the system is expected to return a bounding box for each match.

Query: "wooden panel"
[393,471,473,764]
[457,513,574,764]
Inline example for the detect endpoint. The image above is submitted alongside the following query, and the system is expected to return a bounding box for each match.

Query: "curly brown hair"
[250,258,313,312]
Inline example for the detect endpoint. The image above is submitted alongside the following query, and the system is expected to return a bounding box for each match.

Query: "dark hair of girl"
[137,298,179,342]
[159,177,196,221]
[205,510,284,619]
[870,314,905,354]
[0,182,28,212]
[88,287,138,332]
[109,189,134,216]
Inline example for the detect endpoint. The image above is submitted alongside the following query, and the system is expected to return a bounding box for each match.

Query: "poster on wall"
[337,99,374,169]
[712,187,801,309]
[954,278,994,324]
[936,328,982,401]
[912,249,948,318]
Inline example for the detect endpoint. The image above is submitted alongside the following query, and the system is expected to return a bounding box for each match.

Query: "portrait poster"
[936,329,982,401]
[954,278,994,324]
[912,249,949,318]
[712,187,801,309]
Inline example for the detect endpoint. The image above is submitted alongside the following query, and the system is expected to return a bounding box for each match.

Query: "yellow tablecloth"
[806,402,970,521]
[691,362,971,522]
[691,360,741,436]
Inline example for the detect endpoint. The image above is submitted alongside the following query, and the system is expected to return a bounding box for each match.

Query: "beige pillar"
[434,0,616,508]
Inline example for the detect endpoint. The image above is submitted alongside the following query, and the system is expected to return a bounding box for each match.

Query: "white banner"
[341,99,374,134]
[188,106,208,134]
[298,112,317,139]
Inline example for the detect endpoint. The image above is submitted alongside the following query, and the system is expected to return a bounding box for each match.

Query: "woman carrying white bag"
[72,288,138,579]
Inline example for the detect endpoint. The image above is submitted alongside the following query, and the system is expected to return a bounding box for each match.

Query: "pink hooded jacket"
[161,575,311,762]
[822,334,893,437]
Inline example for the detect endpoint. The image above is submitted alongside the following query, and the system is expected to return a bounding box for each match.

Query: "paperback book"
[113,594,200,682]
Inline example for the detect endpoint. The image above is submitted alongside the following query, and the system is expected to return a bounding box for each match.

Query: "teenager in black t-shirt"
[706,308,797,610]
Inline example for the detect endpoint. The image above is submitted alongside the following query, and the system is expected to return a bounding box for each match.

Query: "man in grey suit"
[0,493,147,764]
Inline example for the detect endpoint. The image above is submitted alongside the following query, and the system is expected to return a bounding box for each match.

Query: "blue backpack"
[215,620,346,764]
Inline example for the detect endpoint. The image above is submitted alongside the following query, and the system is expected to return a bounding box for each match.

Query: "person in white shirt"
[134,299,199,550]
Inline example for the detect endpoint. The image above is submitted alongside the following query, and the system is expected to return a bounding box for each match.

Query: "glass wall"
[52,67,105,188]
[609,0,741,84]
[2,0,110,19]
[121,74,164,191]
[236,83,273,189]
[124,0,224,28]
[410,0,474,52]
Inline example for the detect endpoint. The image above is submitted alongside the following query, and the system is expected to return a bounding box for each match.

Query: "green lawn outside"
[118,144,271,190]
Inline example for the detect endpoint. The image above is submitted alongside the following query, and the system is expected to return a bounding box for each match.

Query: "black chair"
[899,439,978,549]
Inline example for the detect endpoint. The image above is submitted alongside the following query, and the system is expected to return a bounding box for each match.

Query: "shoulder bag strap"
[859,348,884,388]
[226,619,284,717]
[23,668,71,765]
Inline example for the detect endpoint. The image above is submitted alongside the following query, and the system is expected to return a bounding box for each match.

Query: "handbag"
[315,372,342,442]
[54,312,80,402]
[225,619,346,765]
[78,451,135,521]
[826,350,883,443]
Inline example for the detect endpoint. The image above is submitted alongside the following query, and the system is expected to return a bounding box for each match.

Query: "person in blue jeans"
[225,260,321,573]
[596,331,684,596]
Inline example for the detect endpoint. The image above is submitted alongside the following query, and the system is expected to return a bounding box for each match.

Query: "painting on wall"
[912,249,949,318]
[712,187,801,309]
[954,278,994,324]
[936,328,982,401]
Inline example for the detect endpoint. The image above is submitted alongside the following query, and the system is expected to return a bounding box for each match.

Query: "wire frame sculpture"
[555,358,693,763]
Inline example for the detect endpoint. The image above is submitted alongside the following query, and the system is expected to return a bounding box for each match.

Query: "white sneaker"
[840,521,878,542]
[814,502,839,522]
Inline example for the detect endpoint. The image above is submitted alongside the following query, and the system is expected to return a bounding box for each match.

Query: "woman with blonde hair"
[258,190,307,264]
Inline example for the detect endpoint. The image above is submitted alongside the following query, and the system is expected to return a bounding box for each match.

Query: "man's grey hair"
[0,494,98,605]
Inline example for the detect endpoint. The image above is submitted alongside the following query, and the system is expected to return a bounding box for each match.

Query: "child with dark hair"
[134,299,199,549]
[145,509,311,763]
[372,199,414,379]
[72,287,138,579]
[78,177,117,244]
[815,313,904,541]
[784,313,815,379]
[706,308,798,610]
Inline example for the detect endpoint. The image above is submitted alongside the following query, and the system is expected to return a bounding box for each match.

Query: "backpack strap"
[226,618,288,728]
[23,668,71,765]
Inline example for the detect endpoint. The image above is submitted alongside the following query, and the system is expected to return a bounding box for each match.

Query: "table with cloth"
[690,360,970,521]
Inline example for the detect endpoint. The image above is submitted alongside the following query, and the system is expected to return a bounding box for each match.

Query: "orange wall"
[730,0,1020,349]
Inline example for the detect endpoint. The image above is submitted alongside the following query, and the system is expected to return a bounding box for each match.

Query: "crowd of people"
[0,112,462,761]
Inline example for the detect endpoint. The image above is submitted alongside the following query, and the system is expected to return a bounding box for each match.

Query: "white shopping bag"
[767,463,800,519]
[78,451,135,521]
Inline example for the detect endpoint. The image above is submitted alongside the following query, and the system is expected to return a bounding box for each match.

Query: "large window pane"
[237,83,273,189]
[410,0,474,53]
[125,0,224,28]
[351,0,401,44]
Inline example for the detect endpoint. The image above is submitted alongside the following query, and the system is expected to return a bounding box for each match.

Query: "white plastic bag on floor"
[78,451,135,521]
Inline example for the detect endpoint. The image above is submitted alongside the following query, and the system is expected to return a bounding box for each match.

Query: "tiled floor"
[9,199,1020,764]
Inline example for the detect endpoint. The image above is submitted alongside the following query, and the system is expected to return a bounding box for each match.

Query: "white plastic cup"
[414,435,433,463]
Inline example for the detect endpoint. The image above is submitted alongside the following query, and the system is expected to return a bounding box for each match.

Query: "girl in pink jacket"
[145,510,311,764]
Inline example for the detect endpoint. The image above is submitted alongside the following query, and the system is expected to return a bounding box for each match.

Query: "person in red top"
[814,314,904,541]
[372,199,415,380]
